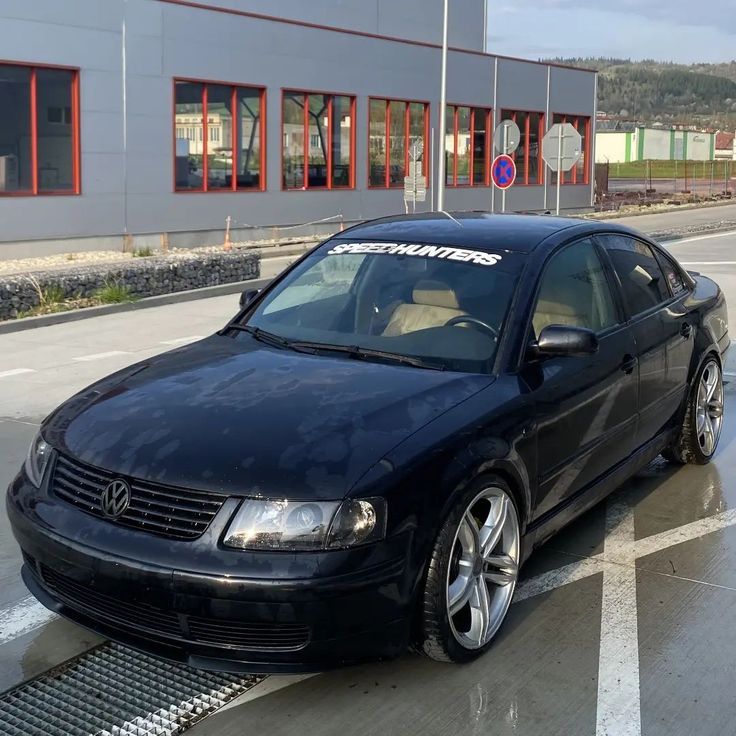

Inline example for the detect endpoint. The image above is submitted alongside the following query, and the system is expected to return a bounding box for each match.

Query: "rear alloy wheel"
[665,357,724,465]
[419,480,520,663]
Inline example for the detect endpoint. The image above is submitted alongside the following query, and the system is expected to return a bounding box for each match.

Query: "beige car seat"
[383,280,467,337]
[532,275,591,336]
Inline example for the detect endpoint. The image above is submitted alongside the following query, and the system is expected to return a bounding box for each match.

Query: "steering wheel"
[444,315,499,340]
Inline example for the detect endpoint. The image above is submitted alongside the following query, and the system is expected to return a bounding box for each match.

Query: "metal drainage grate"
[0,643,263,736]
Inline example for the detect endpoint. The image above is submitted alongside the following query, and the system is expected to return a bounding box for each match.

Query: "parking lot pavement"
[1,229,736,735]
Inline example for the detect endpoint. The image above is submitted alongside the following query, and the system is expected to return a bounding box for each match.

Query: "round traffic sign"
[491,154,516,189]
[493,120,521,155]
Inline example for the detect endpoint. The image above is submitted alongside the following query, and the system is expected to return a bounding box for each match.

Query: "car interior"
[252,251,519,370]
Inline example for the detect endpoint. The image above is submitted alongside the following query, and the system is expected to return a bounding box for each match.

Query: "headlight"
[223,497,386,551]
[24,432,53,488]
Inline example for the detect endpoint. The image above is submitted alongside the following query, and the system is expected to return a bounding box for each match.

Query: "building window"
[282,91,355,190]
[0,62,80,196]
[369,98,429,188]
[174,79,265,192]
[502,110,544,186]
[551,114,591,185]
[445,106,491,187]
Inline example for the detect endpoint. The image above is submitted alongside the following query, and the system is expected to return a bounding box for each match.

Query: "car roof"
[340,212,630,254]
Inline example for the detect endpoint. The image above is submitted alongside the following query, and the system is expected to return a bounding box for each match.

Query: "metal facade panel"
[0,0,596,246]
[496,59,548,112]
[549,66,596,116]
[166,0,486,51]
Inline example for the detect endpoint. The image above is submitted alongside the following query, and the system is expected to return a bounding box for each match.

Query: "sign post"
[493,120,520,211]
[542,122,583,215]
[404,141,427,213]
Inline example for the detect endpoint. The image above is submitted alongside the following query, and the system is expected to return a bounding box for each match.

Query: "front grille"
[188,617,310,651]
[41,565,182,638]
[51,453,227,540]
[39,565,310,652]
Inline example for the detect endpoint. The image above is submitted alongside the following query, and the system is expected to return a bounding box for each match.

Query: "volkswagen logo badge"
[101,479,131,519]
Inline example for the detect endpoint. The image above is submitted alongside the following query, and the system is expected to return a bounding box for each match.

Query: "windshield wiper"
[224,324,296,350]
[289,341,446,371]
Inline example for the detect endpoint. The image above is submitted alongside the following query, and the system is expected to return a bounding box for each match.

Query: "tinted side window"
[655,250,688,296]
[533,239,618,336]
[601,235,670,316]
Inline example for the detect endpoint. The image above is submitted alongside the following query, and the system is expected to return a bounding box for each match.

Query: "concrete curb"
[0,277,271,335]
[652,222,736,243]
[587,198,736,221]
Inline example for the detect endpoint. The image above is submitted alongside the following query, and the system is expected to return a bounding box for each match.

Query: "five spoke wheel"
[446,488,520,650]
[696,359,724,458]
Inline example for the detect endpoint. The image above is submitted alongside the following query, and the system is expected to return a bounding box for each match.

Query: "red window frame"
[0,61,81,197]
[368,97,430,189]
[445,105,492,188]
[501,110,545,186]
[173,77,267,193]
[551,114,592,185]
[281,89,356,191]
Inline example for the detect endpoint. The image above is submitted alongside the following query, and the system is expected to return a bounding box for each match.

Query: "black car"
[8,213,729,672]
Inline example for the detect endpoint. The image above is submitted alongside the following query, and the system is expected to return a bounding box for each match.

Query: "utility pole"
[436,0,449,211]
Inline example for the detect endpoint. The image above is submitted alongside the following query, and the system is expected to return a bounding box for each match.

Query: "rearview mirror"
[529,325,598,359]
[239,288,261,309]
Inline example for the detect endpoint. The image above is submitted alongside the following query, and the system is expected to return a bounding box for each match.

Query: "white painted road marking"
[679,261,736,266]
[73,350,130,362]
[596,502,641,736]
[160,335,204,346]
[0,595,56,645]
[0,368,35,379]
[669,230,736,245]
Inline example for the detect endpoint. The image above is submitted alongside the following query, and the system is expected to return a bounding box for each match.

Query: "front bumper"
[7,472,415,674]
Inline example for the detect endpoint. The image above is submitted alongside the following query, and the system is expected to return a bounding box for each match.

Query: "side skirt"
[524,429,674,556]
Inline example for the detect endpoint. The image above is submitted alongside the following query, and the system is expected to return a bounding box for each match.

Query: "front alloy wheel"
[419,480,521,662]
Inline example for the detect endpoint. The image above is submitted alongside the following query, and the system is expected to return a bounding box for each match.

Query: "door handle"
[681,322,692,339]
[621,355,637,375]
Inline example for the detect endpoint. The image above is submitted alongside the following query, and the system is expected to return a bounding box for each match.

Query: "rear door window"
[654,250,689,296]
[599,235,670,317]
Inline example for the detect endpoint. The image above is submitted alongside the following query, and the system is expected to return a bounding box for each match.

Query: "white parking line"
[0,368,36,379]
[73,351,130,362]
[0,595,56,645]
[669,230,736,245]
[596,502,641,736]
[679,261,736,266]
[160,335,204,346]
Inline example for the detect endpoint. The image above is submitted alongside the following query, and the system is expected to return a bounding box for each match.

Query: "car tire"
[663,356,724,465]
[418,477,521,663]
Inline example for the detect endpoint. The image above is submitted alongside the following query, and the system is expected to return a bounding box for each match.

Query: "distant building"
[596,127,716,164]
[715,132,736,161]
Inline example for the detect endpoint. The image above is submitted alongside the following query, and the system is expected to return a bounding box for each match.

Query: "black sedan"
[8,213,729,672]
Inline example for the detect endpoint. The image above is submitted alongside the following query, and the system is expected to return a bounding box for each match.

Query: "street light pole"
[436,0,449,211]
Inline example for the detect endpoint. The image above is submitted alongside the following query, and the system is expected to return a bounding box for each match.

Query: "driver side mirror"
[239,288,261,309]
[528,324,599,360]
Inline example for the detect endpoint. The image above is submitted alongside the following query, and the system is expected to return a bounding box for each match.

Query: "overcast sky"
[486,1,736,63]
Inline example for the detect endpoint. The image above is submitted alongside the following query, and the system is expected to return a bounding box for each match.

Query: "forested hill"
[545,58,736,128]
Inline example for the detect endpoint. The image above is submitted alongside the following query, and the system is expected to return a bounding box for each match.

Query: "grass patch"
[132,246,154,258]
[610,160,734,181]
[95,282,137,304]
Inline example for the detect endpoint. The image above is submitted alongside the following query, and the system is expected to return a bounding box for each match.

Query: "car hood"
[44,335,493,500]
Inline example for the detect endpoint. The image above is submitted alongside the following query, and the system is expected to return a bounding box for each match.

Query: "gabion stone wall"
[0,251,260,321]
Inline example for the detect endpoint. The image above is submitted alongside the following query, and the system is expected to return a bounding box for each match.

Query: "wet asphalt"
[1,225,736,735]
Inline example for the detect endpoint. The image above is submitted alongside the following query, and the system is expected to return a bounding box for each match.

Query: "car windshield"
[236,240,524,373]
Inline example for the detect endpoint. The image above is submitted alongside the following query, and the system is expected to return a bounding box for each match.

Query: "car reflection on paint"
[7,213,729,672]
